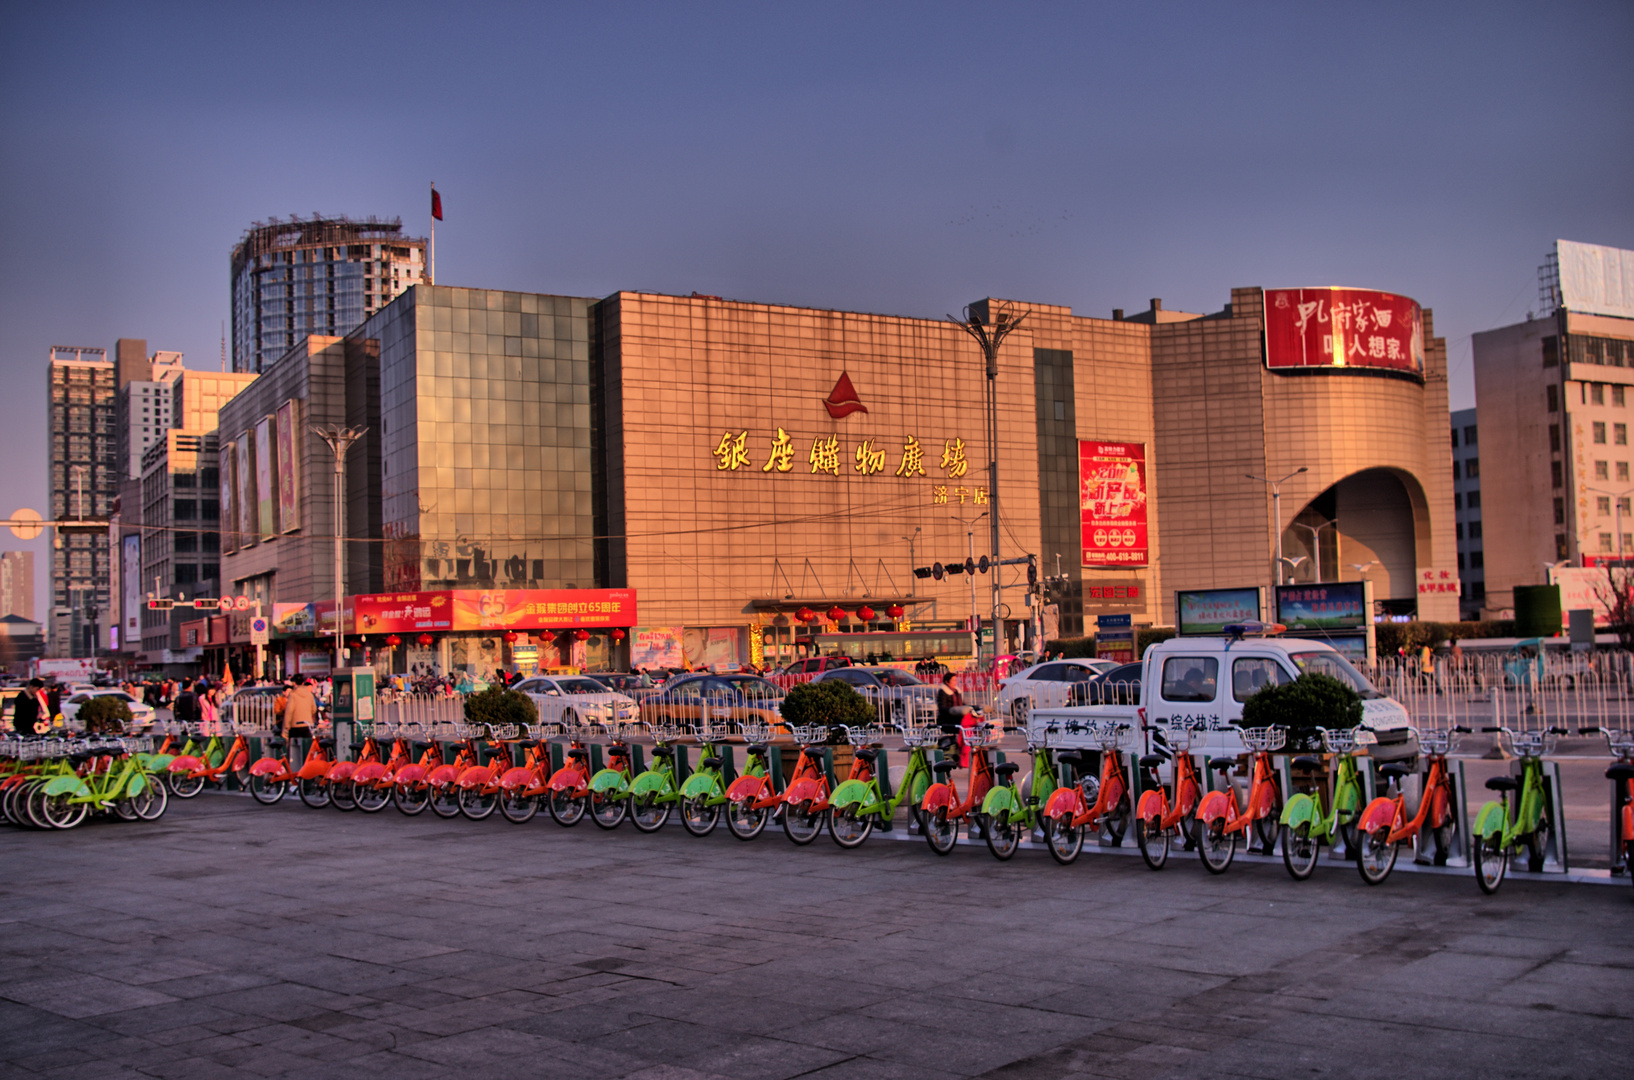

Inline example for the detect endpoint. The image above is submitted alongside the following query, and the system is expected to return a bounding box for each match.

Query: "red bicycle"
[920,721,998,855]
[1043,721,1133,865]
[1193,726,1285,873]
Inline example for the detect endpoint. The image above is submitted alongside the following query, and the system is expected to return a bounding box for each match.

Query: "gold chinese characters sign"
[711,430,981,504]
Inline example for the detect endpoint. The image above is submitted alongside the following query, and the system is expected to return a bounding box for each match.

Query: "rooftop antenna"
[220,322,226,372]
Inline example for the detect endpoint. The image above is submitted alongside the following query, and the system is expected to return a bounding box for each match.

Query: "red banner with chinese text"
[352,589,637,634]
[1080,441,1149,568]
[1263,288,1424,375]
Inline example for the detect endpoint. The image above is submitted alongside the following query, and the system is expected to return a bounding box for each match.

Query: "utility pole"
[312,425,366,675]
[955,512,989,661]
[951,303,1026,656]
[1247,467,1308,586]
[1291,518,1339,582]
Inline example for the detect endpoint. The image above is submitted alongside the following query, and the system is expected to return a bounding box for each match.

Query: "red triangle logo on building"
[824,372,868,419]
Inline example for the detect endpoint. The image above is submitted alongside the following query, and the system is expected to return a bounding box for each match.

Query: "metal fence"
[376,692,470,729]
[1371,652,1634,735]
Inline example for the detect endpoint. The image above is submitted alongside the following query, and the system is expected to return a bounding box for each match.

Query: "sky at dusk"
[2,1,1631,605]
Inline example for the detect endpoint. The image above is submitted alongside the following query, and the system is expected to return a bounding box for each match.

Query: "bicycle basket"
[697,719,738,743]
[1319,727,1357,754]
[898,724,943,748]
[738,721,781,744]
[840,724,886,746]
[1240,727,1287,753]
[962,723,999,748]
[1417,729,1453,755]
[488,724,520,741]
[790,725,830,745]
[648,722,691,743]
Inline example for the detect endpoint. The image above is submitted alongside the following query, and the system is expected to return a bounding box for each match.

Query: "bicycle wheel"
[1135,817,1169,871]
[590,791,627,829]
[113,795,140,821]
[394,780,430,816]
[1102,795,1129,848]
[1526,814,1552,874]
[331,780,358,812]
[135,776,168,820]
[1252,810,1279,856]
[1281,823,1319,881]
[168,773,205,799]
[681,795,721,837]
[428,782,461,818]
[458,786,498,821]
[924,807,958,855]
[42,791,89,829]
[353,780,391,813]
[1473,832,1508,894]
[1431,820,1456,866]
[829,806,874,849]
[1195,818,1235,874]
[781,801,824,845]
[250,774,287,805]
[726,799,768,840]
[25,784,53,829]
[985,811,1021,861]
[1356,827,1399,885]
[548,790,586,826]
[500,790,540,824]
[297,778,332,809]
[1046,815,1084,865]
[629,792,672,833]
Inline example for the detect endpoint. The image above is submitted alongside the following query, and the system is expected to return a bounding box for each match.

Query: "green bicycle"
[678,721,737,837]
[38,737,168,828]
[628,724,688,833]
[587,723,642,829]
[1278,726,1366,880]
[826,723,941,849]
[1471,725,1566,894]
[978,725,1061,860]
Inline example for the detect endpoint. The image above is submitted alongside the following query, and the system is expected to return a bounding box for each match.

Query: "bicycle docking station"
[1612,771,1631,877]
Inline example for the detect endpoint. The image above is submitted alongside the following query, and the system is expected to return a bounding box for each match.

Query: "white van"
[1028,633,1418,763]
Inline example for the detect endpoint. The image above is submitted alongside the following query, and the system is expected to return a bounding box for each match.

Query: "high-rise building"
[230,216,427,374]
[1474,240,1634,614]
[139,432,221,664]
[47,346,118,657]
[1451,408,1484,619]
[0,551,34,620]
[115,344,185,480]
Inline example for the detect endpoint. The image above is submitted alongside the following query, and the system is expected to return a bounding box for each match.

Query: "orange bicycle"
[920,721,998,855]
[1194,725,1285,873]
[1353,728,1459,885]
[1133,717,1207,871]
[1042,721,1133,865]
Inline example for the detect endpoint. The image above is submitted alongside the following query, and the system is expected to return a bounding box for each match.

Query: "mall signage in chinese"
[709,429,984,504]
[1263,288,1425,376]
[352,588,637,634]
[1080,441,1148,568]
[1416,569,1459,596]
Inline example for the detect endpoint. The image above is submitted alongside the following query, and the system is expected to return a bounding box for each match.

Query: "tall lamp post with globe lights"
[1247,467,1308,586]
[312,424,367,674]
[951,304,1026,657]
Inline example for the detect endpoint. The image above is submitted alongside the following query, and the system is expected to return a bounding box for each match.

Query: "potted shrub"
[1240,672,1363,753]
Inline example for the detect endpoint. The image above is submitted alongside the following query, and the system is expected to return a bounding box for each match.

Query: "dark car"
[1071,661,1143,705]
[639,673,786,729]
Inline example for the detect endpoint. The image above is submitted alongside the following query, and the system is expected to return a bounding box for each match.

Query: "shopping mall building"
[205,279,1456,676]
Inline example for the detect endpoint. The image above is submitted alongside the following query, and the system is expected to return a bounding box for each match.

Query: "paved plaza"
[2,794,1630,1080]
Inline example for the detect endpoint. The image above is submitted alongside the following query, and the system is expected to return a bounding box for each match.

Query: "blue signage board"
[1275,583,1367,631]
[1175,587,1262,635]
[1096,613,1133,629]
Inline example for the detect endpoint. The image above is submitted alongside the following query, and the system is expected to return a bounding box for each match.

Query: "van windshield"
[1286,650,1382,699]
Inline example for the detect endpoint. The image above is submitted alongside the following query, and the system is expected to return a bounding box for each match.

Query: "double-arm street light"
[1291,518,1340,582]
[312,424,367,673]
[1247,467,1308,586]
[952,304,1026,656]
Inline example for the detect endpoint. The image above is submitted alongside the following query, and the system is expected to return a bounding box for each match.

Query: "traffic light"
[913,566,933,579]
[945,560,964,576]
[1027,554,1038,585]
[147,599,174,611]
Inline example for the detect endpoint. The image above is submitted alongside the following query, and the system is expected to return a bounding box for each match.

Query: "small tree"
[780,679,875,731]
[464,686,539,730]
[1592,565,1634,652]
[1240,672,1363,752]
[78,694,134,734]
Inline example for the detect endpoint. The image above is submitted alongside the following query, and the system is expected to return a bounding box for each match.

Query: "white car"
[61,689,157,732]
[514,674,640,728]
[996,659,1118,722]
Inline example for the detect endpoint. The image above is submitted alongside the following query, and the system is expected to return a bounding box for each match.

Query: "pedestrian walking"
[12,679,46,736]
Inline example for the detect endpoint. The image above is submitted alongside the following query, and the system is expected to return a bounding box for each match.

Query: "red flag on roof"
[431,186,443,221]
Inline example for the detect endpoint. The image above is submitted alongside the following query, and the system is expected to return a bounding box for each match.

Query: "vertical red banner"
[1080,442,1148,567]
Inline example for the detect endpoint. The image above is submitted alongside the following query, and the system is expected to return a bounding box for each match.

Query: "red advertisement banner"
[1080,441,1149,568]
[1263,287,1424,375]
[352,589,637,634]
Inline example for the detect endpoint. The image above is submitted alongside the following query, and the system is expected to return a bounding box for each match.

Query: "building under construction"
[230,216,426,374]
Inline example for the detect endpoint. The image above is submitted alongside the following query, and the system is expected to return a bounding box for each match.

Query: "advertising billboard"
[1175,587,1262,635]
[1263,288,1424,376]
[275,400,300,533]
[219,444,236,553]
[254,416,276,540]
[1275,583,1368,630]
[236,433,254,546]
[1080,441,1148,568]
[631,627,683,669]
[121,534,142,644]
[352,588,637,634]
[1556,240,1634,321]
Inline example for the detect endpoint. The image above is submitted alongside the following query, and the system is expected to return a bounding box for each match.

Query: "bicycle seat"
[747,744,768,756]
[1138,754,1163,769]
[1485,776,1519,792]
[1293,756,1323,770]
[566,748,589,760]
[699,756,723,770]
[1378,764,1410,779]
[994,761,1020,777]
[854,748,878,764]
[1209,758,1237,772]
[409,741,431,753]
[266,737,288,749]
[349,742,367,752]
[316,738,335,749]
[1057,753,1086,769]
[933,759,961,774]
[1607,763,1634,782]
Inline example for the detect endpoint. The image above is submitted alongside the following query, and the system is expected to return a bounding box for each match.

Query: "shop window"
[1594,422,1608,444]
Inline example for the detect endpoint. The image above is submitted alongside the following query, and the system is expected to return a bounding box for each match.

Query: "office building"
[47,346,117,657]
[139,432,221,665]
[231,215,427,374]
[0,551,34,621]
[1451,408,1484,619]
[114,343,185,480]
[1474,240,1634,614]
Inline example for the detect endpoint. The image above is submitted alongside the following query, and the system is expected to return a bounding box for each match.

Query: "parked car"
[61,689,157,732]
[639,673,786,730]
[995,659,1118,721]
[1072,661,1145,705]
[781,656,853,678]
[584,671,655,694]
[813,666,939,727]
[514,674,641,728]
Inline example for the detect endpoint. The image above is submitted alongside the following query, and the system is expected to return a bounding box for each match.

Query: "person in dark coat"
[12,679,45,735]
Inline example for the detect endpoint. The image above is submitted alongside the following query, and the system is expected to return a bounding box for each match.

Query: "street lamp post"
[1279,555,1308,581]
[952,304,1026,657]
[312,425,367,674]
[1246,467,1308,586]
[1291,518,1339,582]
[902,527,921,596]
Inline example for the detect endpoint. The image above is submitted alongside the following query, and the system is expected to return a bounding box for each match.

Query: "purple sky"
[2,1,1631,607]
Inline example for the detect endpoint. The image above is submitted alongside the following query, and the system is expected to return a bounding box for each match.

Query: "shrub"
[1240,672,1363,751]
[1374,619,1518,657]
[78,694,133,733]
[463,686,539,730]
[779,679,876,731]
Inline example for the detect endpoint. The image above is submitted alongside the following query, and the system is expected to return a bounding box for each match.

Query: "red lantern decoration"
[385,634,402,648]
[827,606,846,622]
[417,633,435,648]
[503,630,519,644]
[795,606,815,623]
[610,628,626,641]
[857,606,876,622]
[574,629,591,641]
[886,605,905,619]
